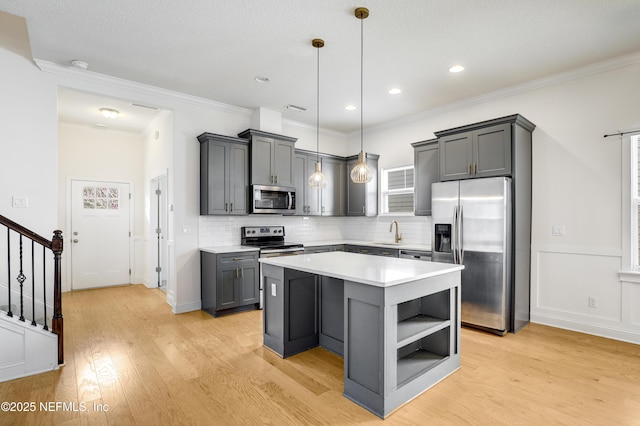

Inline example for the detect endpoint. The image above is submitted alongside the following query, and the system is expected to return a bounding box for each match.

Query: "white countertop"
[259,251,462,287]
[304,240,431,252]
[200,245,259,254]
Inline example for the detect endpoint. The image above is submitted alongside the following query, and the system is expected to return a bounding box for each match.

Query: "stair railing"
[0,214,63,365]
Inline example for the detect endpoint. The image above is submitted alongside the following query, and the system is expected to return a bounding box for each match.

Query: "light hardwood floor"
[1,284,639,425]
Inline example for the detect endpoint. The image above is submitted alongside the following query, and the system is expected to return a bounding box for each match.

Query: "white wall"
[346,56,640,343]
[57,122,145,291]
[0,40,57,237]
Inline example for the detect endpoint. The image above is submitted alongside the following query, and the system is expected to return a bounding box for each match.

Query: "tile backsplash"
[199,215,431,247]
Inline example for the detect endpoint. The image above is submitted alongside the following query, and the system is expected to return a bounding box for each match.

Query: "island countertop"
[259,251,463,287]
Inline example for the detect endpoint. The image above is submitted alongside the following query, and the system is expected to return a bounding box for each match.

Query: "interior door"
[71,180,131,289]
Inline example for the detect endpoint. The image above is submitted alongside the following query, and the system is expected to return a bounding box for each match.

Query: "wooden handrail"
[0,214,53,249]
[0,214,64,365]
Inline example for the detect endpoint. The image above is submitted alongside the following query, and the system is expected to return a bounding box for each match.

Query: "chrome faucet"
[389,220,402,243]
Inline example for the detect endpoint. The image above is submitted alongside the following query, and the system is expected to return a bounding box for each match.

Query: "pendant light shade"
[350,7,373,184]
[309,38,328,189]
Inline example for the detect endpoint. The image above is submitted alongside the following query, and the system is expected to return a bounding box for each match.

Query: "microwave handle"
[287,192,292,209]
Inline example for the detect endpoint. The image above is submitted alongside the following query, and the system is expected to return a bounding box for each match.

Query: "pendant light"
[350,7,374,184]
[308,38,328,188]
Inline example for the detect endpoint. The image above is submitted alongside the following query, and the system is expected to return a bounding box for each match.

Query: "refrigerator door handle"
[458,204,464,264]
[452,206,458,264]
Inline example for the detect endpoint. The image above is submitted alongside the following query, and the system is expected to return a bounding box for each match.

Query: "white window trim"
[620,133,640,275]
[380,165,415,216]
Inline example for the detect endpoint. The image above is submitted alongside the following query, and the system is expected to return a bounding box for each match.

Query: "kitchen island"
[259,251,464,418]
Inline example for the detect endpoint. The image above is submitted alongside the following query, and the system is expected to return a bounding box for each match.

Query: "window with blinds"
[381,166,414,214]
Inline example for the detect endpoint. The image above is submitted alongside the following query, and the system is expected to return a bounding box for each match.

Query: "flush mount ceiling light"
[308,38,328,189]
[449,65,465,73]
[70,59,88,69]
[345,105,357,111]
[99,108,120,119]
[254,75,270,83]
[388,88,402,95]
[350,7,374,184]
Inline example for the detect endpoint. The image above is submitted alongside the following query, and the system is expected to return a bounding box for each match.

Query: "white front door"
[71,180,131,290]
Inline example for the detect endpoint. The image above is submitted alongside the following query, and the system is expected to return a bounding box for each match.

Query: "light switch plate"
[271,283,276,297]
[12,196,29,208]
[552,225,565,236]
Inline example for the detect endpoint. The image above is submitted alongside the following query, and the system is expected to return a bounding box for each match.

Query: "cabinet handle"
[468,163,471,175]
[235,268,239,279]
[275,175,278,184]
[225,202,228,212]
[321,206,325,213]
[361,249,369,253]
[362,206,365,214]
[230,202,233,212]
[240,268,244,278]
[232,257,243,261]
[474,163,477,174]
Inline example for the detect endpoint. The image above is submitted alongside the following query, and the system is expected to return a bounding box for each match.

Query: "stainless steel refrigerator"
[431,177,529,334]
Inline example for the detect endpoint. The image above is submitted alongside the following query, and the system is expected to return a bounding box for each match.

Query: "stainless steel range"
[241,226,304,308]
[241,226,304,257]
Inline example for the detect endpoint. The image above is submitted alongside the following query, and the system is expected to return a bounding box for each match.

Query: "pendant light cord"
[317,43,320,163]
[360,14,364,153]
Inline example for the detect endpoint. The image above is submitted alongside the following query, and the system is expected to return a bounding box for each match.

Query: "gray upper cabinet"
[294,151,321,215]
[197,132,249,215]
[412,138,439,216]
[321,157,346,216]
[436,116,534,181]
[346,153,379,216]
[238,129,297,187]
[294,149,345,216]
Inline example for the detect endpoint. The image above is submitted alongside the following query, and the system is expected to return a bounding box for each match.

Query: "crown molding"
[364,50,640,135]
[281,118,347,139]
[34,59,252,117]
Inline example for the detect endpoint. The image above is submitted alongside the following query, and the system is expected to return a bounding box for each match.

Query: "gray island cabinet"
[259,252,463,418]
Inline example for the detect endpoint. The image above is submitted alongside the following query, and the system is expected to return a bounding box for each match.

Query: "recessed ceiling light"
[99,108,120,119]
[345,105,357,111]
[93,123,108,129]
[254,75,270,83]
[70,59,88,69]
[449,65,465,73]
[388,88,402,95]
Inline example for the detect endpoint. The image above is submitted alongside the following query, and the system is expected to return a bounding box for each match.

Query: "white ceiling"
[3,0,640,134]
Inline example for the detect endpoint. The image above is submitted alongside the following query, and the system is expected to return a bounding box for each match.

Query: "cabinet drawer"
[218,252,258,265]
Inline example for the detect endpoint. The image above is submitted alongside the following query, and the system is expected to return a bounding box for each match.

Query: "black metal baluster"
[43,245,48,331]
[7,228,12,318]
[18,234,26,321]
[31,240,36,326]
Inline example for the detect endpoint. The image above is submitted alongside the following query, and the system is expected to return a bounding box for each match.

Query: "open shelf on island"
[397,349,449,387]
[397,315,450,348]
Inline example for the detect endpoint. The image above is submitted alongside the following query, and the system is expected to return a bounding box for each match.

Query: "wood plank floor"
[1,284,639,425]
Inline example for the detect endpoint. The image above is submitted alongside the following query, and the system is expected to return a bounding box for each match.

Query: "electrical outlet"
[588,296,597,308]
[271,283,277,297]
[552,225,565,236]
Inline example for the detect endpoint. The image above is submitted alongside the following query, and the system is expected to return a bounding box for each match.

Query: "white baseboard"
[531,314,640,345]
[172,300,201,314]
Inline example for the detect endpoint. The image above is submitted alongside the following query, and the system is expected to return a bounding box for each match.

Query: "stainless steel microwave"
[251,185,296,215]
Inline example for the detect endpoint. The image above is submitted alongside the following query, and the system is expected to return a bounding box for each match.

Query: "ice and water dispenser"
[434,224,451,253]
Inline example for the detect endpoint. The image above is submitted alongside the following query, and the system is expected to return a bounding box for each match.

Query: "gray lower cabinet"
[344,245,399,257]
[436,115,535,181]
[197,133,249,215]
[346,153,379,216]
[201,251,259,317]
[304,244,345,254]
[238,129,297,187]
[262,265,319,357]
[412,138,439,216]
